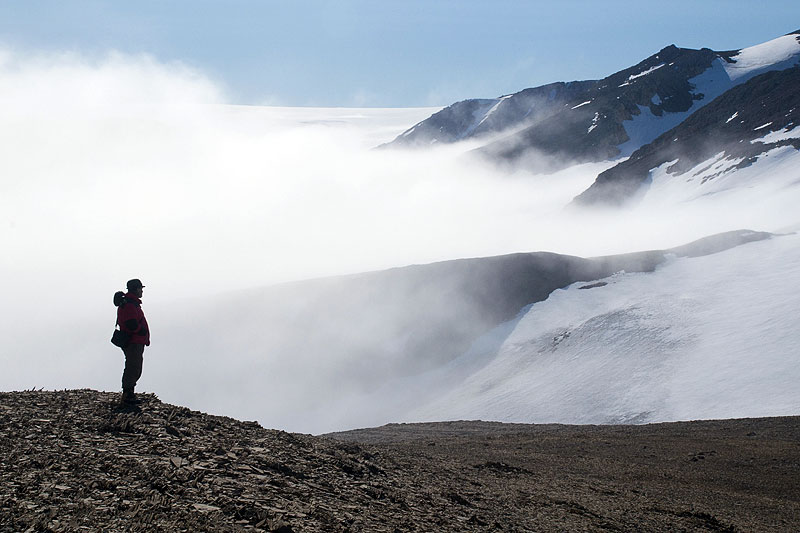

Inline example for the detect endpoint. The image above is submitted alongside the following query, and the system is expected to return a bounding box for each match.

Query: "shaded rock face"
[385,44,737,172]
[477,45,731,171]
[383,81,593,148]
[3,390,800,532]
[573,65,800,206]
[385,31,800,177]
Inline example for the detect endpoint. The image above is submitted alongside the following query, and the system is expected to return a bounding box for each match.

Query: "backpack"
[113,291,127,307]
[111,291,131,348]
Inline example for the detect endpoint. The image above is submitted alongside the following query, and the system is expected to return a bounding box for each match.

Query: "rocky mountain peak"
[384,31,798,177]
[573,65,800,207]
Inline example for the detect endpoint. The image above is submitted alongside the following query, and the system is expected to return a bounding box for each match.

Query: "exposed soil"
[330,419,800,531]
[2,390,799,532]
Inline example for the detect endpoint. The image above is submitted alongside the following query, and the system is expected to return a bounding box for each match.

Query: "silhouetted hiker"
[116,279,150,406]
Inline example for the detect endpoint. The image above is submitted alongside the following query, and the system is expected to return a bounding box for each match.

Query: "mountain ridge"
[573,63,800,206]
[384,30,800,180]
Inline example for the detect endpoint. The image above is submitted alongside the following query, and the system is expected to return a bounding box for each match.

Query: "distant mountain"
[384,81,594,149]
[573,65,800,206]
[385,31,800,175]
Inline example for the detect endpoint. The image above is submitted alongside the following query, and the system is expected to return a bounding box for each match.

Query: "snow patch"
[617,105,689,157]
[587,112,600,134]
[754,122,773,131]
[751,124,800,144]
[628,63,665,81]
[726,111,739,123]
[571,100,592,110]
[723,34,800,82]
[461,99,502,139]
[641,144,800,206]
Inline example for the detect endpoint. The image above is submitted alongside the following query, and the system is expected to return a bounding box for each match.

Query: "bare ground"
[2,390,799,532]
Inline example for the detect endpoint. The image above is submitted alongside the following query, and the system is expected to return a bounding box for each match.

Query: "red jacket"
[117,293,151,346]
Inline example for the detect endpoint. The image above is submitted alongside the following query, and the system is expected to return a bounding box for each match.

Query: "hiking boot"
[121,389,142,405]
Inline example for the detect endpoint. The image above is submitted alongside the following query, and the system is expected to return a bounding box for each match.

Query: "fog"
[2,50,799,432]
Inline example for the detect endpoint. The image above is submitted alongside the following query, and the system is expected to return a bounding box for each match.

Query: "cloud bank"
[2,48,799,432]
[0,49,609,303]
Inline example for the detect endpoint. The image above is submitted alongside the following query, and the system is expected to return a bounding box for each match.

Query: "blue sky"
[1,1,799,107]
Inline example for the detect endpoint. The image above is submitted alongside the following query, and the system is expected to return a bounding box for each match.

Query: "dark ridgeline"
[384,43,740,170]
[384,30,800,203]
[573,65,800,206]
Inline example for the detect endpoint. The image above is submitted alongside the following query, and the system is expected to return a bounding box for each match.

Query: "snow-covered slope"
[575,65,800,206]
[723,32,800,81]
[642,143,800,209]
[616,32,800,155]
[406,232,800,425]
[127,230,779,434]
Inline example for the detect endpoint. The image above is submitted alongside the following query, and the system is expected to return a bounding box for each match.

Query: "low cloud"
[2,48,798,431]
[0,48,612,301]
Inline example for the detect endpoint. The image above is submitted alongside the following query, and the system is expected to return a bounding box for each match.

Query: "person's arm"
[119,306,142,334]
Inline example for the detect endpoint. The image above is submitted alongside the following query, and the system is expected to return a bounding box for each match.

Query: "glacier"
[406,232,800,426]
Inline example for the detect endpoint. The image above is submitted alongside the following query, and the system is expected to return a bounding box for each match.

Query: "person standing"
[117,279,150,405]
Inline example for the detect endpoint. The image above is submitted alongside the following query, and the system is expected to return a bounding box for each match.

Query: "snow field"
[408,233,800,425]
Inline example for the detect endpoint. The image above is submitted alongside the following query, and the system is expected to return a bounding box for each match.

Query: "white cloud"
[2,47,799,432]
[0,49,223,111]
[0,47,609,303]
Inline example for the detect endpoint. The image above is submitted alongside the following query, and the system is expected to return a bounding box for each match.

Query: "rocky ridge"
[3,390,800,532]
[384,31,800,183]
[573,65,800,206]
[0,390,430,532]
[385,42,742,169]
[383,81,593,149]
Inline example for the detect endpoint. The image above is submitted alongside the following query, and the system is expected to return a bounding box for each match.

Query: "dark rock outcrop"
[383,81,593,148]
[385,44,742,172]
[384,31,800,177]
[476,45,734,171]
[573,66,800,206]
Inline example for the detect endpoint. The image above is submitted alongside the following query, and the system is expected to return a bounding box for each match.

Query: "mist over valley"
[2,30,799,435]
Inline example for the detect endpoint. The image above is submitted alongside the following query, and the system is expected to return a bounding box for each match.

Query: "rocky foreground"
[2,390,799,532]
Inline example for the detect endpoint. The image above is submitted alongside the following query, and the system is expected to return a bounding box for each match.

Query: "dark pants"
[122,343,145,391]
